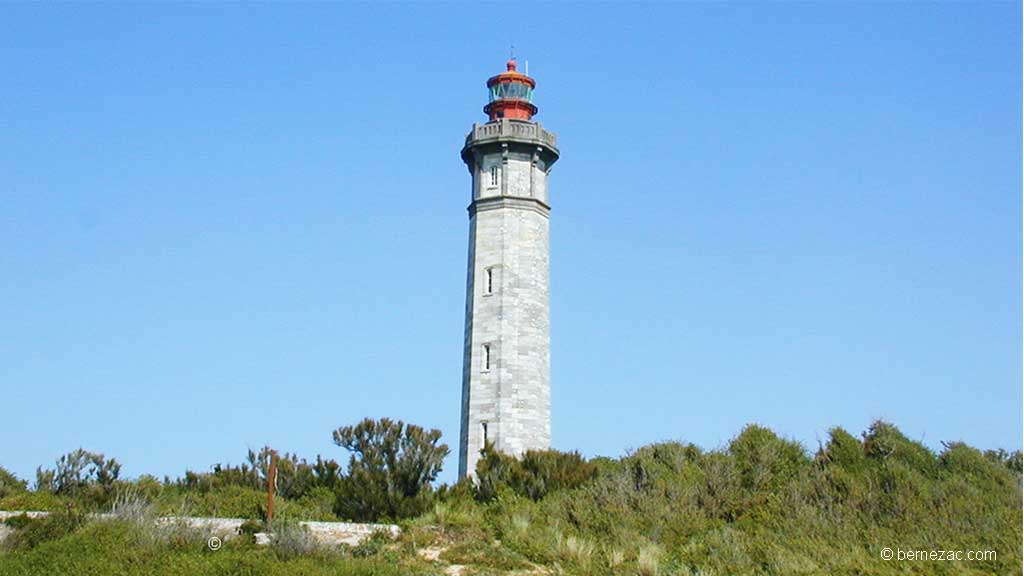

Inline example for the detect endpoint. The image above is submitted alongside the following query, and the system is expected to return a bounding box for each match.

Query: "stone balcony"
[464,119,558,151]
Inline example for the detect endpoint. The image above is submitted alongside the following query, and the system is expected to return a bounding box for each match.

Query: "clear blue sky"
[1,3,1020,485]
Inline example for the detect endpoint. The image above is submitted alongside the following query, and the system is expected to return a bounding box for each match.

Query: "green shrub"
[0,467,27,499]
[0,519,437,575]
[176,449,342,503]
[434,477,476,504]
[270,521,320,559]
[2,506,86,550]
[695,451,741,521]
[984,448,1023,475]
[0,420,1018,576]
[351,529,392,558]
[728,424,808,493]
[159,484,266,519]
[518,449,597,500]
[34,449,121,510]
[474,444,597,502]
[0,489,65,512]
[237,518,264,543]
[862,420,939,476]
[3,513,34,530]
[440,538,531,571]
[109,488,156,526]
[331,418,449,521]
[941,442,993,478]
[819,427,868,472]
[291,485,339,521]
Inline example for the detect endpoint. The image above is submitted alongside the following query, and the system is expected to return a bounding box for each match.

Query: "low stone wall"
[300,520,399,546]
[0,511,49,520]
[0,511,399,547]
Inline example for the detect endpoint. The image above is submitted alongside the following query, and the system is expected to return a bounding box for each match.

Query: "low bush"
[0,419,1018,576]
[1,506,86,551]
[728,424,809,493]
[35,449,120,497]
[0,519,438,576]
[237,518,264,542]
[270,521,319,559]
[351,529,392,558]
[0,490,66,513]
[475,444,597,502]
[331,418,449,521]
[440,539,531,571]
[0,468,27,499]
[3,514,34,530]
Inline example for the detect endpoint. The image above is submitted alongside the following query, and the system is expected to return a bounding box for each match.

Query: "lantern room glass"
[489,82,533,102]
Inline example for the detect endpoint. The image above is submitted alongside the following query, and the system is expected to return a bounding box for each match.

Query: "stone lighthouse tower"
[458,59,560,479]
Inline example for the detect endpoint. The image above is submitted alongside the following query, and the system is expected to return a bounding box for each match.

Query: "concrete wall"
[0,511,398,547]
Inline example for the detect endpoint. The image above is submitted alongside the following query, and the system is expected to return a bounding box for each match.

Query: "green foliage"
[151,484,334,522]
[626,441,703,492]
[819,427,867,471]
[473,443,517,503]
[269,521,319,559]
[237,518,264,541]
[0,467,27,499]
[125,474,165,502]
[176,449,341,501]
[0,489,65,512]
[162,446,342,522]
[0,420,1018,576]
[0,519,437,576]
[1,506,86,551]
[728,424,809,492]
[984,447,1023,475]
[457,423,1018,575]
[434,476,476,504]
[475,443,597,502]
[331,417,449,521]
[34,449,121,509]
[290,485,337,521]
[350,529,393,558]
[941,442,998,479]
[165,484,266,519]
[440,538,531,571]
[862,420,939,476]
[3,514,34,530]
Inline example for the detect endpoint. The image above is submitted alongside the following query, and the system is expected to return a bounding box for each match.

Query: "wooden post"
[267,451,277,530]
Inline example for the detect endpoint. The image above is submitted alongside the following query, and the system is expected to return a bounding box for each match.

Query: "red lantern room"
[483,59,538,122]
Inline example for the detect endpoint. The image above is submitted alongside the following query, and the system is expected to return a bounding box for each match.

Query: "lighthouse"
[458,59,560,479]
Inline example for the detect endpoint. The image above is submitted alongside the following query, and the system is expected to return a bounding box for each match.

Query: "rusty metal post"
[267,450,277,530]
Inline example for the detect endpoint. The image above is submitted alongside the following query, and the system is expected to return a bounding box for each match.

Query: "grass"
[0,421,1020,575]
[0,520,437,576]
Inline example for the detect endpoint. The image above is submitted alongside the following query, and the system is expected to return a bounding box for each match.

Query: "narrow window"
[481,422,489,446]
[489,166,498,187]
[484,267,494,295]
[482,344,491,371]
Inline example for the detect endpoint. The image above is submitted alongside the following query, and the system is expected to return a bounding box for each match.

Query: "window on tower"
[489,166,498,187]
[482,344,491,372]
[484,267,494,295]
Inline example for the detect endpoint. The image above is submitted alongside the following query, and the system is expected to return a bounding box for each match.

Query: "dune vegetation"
[0,419,1020,575]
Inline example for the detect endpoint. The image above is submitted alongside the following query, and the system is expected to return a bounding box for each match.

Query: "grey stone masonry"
[459,118,559,479]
